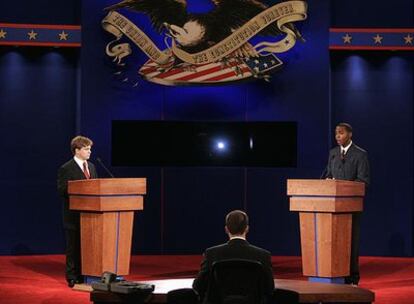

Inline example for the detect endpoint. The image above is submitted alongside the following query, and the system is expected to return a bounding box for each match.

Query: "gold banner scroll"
[102,11,172,65]
[102,1,307,65]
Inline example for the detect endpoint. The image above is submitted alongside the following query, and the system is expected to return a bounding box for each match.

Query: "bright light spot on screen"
[213,138,228,154]
[249,137,254,149]
[217,141,225,149]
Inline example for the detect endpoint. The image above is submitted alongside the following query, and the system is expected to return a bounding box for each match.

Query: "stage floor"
[0,255,413,304]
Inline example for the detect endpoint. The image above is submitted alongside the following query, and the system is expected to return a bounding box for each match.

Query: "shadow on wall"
[11,244,33,255]
[388,233,406,257]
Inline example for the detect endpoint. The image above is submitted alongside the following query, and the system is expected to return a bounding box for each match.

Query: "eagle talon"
[234,65,243,77]
[233,58,245,77]
[175,62,196,72]
[220,58,231,69]
[253,73,271,82]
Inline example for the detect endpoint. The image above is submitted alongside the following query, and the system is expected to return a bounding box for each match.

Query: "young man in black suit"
[325,123,370,185]
[57,136,98,287]
[193,210,275,303]
[324,123,370,285]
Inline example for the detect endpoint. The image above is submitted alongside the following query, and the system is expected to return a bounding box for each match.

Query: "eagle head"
[164,21,206,47]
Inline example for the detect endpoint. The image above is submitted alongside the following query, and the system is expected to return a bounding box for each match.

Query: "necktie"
[83,162,90,179]
[341,149,346,160]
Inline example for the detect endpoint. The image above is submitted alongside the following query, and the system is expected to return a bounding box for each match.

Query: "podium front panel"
[80,211,134,276]
[299,213,351,277]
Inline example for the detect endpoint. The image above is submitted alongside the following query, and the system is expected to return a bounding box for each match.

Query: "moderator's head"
[225,210,249,236]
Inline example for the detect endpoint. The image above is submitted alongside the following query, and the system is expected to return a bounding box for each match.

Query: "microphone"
[320,154,335,179]
[96,157,115,178]
[320,165,328,179]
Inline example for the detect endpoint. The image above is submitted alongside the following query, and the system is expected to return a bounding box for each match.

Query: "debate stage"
[0,255,413,304]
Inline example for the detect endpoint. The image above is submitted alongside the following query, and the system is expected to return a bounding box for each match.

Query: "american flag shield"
[139,54,283,86]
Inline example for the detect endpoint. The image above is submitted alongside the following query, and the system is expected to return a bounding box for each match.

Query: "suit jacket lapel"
[346,144,357,159]
[70,159,86,180]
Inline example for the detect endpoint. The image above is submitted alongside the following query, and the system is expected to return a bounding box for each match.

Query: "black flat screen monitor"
[112,120,297,167]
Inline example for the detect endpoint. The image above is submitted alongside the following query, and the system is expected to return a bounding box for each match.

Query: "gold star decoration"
[404,34,413,45]
[27,30,38,40]
[0,29,6,39]
[342,34,352,44]
[59,30,69,41]
[373,34,383,44]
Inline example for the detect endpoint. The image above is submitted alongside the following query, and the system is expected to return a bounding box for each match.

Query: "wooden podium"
[287,179,365,279]
[68,178,146,277]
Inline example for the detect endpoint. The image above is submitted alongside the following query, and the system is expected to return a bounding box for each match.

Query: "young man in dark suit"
[193,210,275,303]
[324,123,370,285]
[57,136,98,287]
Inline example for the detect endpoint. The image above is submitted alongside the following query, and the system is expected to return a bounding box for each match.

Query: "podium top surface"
[68,178,146,195]
[287,179,365,197]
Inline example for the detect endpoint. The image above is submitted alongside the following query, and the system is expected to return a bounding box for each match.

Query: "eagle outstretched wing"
[105,0,188,32]
[208,0,298,40]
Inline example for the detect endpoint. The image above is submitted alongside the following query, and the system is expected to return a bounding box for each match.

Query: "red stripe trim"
[140,66,159,74]
[141,61,212,75]
[141,61,212,74]
[156,61,218,79]
[330,28,414,33]
[329,45,414,50]
[174,61,240,81]
[141,63,180,74]
[203,67,251,82]
[156,65,202,78]
[0,23,81,30]
[175,65,224,81]
[0,41,81,47]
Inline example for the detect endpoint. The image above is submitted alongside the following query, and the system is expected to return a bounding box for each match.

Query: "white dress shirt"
[73,156,89,176]
[341,140,353,155]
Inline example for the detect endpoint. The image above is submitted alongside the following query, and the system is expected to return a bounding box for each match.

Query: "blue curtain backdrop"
[0,48,79,254]
[0,0,413,256]
[330,52,414,256]
[80,0,329,254]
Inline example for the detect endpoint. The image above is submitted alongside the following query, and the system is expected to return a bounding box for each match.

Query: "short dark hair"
[336,122,353,133]
[71,135,93,155]
[225,210,249,235]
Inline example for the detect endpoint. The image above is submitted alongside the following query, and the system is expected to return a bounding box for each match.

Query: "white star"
[0,29,6,39]
[373,34,383,44]
[263,63,268,68]
[27,30,38,40]
[59,30,69,41]
[342,34,352,44]
[404,34,413,45]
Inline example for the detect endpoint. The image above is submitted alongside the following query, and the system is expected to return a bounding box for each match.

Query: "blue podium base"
[309,277,345,284]
[84,276,101,284]
[84,275,125,285]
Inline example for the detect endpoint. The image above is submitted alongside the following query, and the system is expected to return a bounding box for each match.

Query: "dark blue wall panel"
[331,0,413,27]
[330,52,414,256]
[0,0,81,255]
[0,48,79,254]
[80,0,330,255]
[0,0,80,24]
[1,0,413,257]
